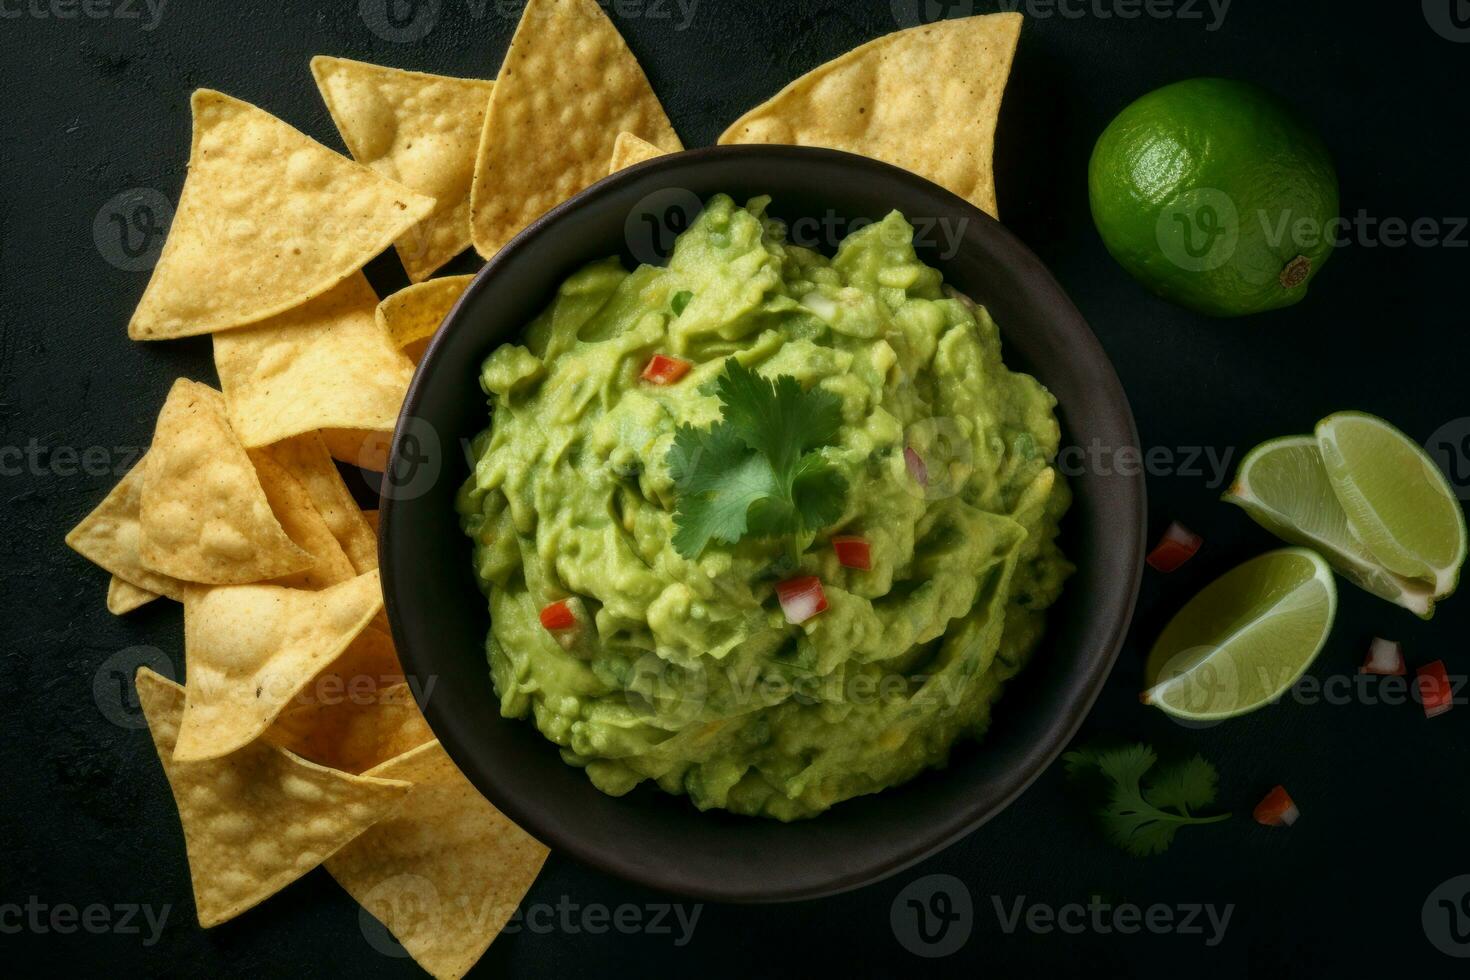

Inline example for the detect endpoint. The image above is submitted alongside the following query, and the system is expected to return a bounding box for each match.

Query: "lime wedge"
[1223,435,1437,618]
[1315,411,1466,597]
[1142,548,1337,720]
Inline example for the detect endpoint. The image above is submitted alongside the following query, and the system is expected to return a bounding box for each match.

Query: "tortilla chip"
[213,273,414,449]
[269,680,433,775]
[363,509,380,534]
[608,130,668,173]
[321,428,394,472]
[260,432,378,573]
[108,575,159,615]
[470,0,682,258]
[140,380,314,585]
[326,740,548,978]
[250,450,357,590]
[376,275,473,363]
[128,89,436,341]
[174,570,385,761]
[311,57,494,282]
[135,668,410,928]
[718,13,1021,218]
[66,458,186,601]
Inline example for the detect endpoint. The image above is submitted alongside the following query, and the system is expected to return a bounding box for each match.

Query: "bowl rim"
[382,144,1145,902]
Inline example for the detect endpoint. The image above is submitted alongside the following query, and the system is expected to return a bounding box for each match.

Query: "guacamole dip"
[457,195,1071,820]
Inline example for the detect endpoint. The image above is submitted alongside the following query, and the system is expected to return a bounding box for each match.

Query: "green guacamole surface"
[457,195,1071,820]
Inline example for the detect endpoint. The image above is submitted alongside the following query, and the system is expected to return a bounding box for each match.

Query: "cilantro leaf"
[1063,743,1230,857]
[716,359,842,473]
[667,359,848,558]
[671,290,693,316]
[1144,754,1220,816]
[667,425,780,557]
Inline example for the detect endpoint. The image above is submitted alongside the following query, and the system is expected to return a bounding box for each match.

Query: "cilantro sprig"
[1063,744,1230,857]
[667,359,847,559]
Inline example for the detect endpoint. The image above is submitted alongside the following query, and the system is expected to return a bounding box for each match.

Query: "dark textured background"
[4,0,1469,975]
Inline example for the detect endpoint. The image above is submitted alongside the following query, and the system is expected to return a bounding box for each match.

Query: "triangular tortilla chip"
[135,668,410,928]
[311,57,494,282]
[718,13,1021,218]
[321,428,394,472]
[265,626,430,775]
[108,575,159,615]
[268,679,434,776]
[363,509,380,534]
[470,0,682,258]
[213,273,414,449]
[260,432,378,573]
[66,457,186,601]
[128,89,436,340]
[250,449,356,590]
[174,569,385,761]
[376,275,473,363]
[608,130,668,173]
[140,380,314,585]
[326,741,548,979]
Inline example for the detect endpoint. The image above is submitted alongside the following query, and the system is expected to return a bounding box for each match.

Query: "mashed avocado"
[457,195,1071,820]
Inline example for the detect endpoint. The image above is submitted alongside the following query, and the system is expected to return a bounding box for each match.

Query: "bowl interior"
[382,146,1144,902]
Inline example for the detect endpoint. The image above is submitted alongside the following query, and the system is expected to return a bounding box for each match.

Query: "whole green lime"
[1089,78,1338,317]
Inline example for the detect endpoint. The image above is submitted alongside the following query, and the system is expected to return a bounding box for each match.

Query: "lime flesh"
[1223,435,1437,617]
[1142,548,1337,720]
[1315,412,1466,597]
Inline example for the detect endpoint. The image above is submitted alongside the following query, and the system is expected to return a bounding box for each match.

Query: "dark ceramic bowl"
[381,145,1144,903]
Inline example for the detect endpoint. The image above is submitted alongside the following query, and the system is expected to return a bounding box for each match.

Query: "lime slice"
[1142,548,1337,720]
[1223,435,1437,618]
[1315,411,1466,597]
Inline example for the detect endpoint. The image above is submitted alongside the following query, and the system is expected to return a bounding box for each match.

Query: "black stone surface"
[3,0,1468,975]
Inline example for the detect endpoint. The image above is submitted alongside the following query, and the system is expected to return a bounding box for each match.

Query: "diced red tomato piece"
[1417,660,1454,718]
[1146,522,1202,572]
[539,599,577,632]
[775,575,828,624]
[904,446,928,487]
[641,354,692,385]
[1360,637,1406,676]
[832,535,872,570]
[1253,785,1300,827]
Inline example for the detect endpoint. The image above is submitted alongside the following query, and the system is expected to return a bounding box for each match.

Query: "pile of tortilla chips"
[67,3,1024,974]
